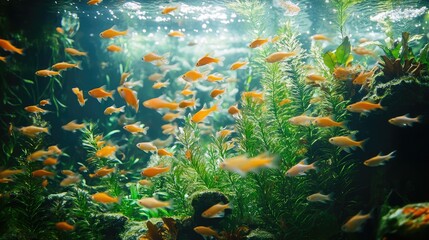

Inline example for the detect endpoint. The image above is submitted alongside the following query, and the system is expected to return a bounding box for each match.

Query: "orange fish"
[141,166,170,177]
[42,179,48,188]
[352,67,377,85]
[288,114,316,126]
[143,98,179,110]
[137,197,170,208]
[179,99,198,109]
[60,175,81,186]
[104,105,125,115]
[72,87,87,106]
[168,31,185,38]
[62,120,86,132]
[248,37,269,48]
[0,169,23,178]
[228,105,240,115]
[0,39,24,55]
[210,89,225,98]
[161,123,177,135]
[306,74,326,83]
[202,202,231,218]
[39,99,51,106]
[91,192,118,204]
[181,88,195,96]
[162,112,182,122]
[346,101,383,113]
[106,44,122,52]
[55,222,75,231]
[119,72,131,85]
[48,145,62,155]
[123,122,148,135]
[329,136,367,152]
[218,129,233,138]
[56,27,64,34]
[35,69,61,77]
[285,158,317,177]
[96,145,117,158]
[136,142,157,153]
[100,27,127,38]
[152,82,169,89]
[89,166,115,178]
[142,52,169,64]
[61,170,75,176]
[162,6,179,14]
[279,98,292,106]
[242,91,264,102]
[24,105,49,114]
[220,153,276,176]
[363,151,396,167]
[88,86,115,102]
[196,54,223,67]
[311,34,331,41]
[138,179,152,186]
[182,69,206,81]
[194,226,220,239]
[32,169,55,177]
[117,86,139,112]
[18,125,49,137]
[230,61,248,70]
[191,104,218,123]
[265,51,297,63]
[87,0,102,5]
[0,56,7,63]
[313,117,345,128]
[148,72,164,82]
[51,62,81,71]
[158,148,173,157]
[27,150,52,161]
[65,48,87,56]
[43,157,58,166]
[342,211,372,232]
[206,74,224,82]
[353,47,375,57]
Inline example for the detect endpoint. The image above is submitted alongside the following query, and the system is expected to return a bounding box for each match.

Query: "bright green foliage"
[323,37,354,72]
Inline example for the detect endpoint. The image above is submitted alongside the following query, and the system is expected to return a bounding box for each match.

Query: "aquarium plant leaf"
[400,32,410,62]
[345,54,353,66]
[23,79,34,84]
[418,43,429,64]
[146,220,163,240]
[162,217,178,238]
[323,51,336,72]
[335,36,351,65]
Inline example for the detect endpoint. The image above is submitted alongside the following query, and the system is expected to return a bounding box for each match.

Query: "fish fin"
[298,158,308,165]
[340,120,349,129]
[327,192,335,201]
[216,56,225,67]
[89,174,95,178]
[310,161,318,172]
[119,106,125,112]
[343,147,352,153]
[142,127,149,135]
[359,138,369,151]
[387,150,396,160]
[75,61,83,70]
[416,115,423,123]
[109,90,115,100]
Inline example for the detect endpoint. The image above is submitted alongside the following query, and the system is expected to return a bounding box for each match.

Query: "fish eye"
[329,138,333,142]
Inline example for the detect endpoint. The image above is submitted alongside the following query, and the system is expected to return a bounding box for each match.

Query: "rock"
[246,229,275,240]
[378,202,429,240]
[190,190,231,226]
[121,220,147,240]
[98,213,128,240]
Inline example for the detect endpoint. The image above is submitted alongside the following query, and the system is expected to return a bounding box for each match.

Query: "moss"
[190,190,230,226]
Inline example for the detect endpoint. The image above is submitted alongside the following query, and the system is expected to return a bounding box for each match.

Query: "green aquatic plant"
[323,36,354,73]
[331,0,362,38]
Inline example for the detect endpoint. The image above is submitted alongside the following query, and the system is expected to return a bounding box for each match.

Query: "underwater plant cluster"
[1,0,429,239]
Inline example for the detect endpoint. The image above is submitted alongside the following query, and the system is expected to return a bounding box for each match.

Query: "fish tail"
[15,47,24,55]
[387,150,397,160]
[75,61,83,70]
[135,100,139,113]
[340,120,349,129]
[121,30,128,36]
[119,106,125,112]
[358,138,369,151]
[210,104,218,112]
[109,90,116,100]
[311,161,318,172]
[89,174,95,178]
[216,56,225,67]
[416,115,423,123]
[45,127,51,135]
[327,192,335,201]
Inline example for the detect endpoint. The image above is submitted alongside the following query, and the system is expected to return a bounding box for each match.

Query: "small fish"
[55,222,75,231]
[161,6,179,14]
[313,117,345,128]
[92,192,118,204]
[352,67,377,85]
[168,30,185,38]
[65,47,87,56]
[179,99,198,109]
[88,86,115,102]
[117,86,139,112]
[138,179,152,186]
[61,170,75,176]
[279,98,292,106]
[62,120,85,132]
[141,166,170,177]
[307,192,333,203]
[72,87,87,107]
[0,178,13,183]
[32,169,55,177]
[311,34,331,41]
[153,136,174,148]
[60,175,81,186]
[120,72,131,85]
[106,44,122,52]
[265,51,297,63]
[42,179,48,188]
[158,148,174,157]
[364,150,396,167]
[43,157,58,166]
[89,166,115,178]
[100,27,127,38]
[148,73,164,82]
[210,89,225,98]
[96,146,117,158]
[162,123,177,135]
[123,122,148,134]
[136,142,157,153]
[306,74,326,83]
[0,56,7,63]
[353,47,375,57]
[329,136,367,152]
[196,53,223,67]
[51,61,81,71]
[242,91,264,102]
[182,69,206,82]
[187,40,198,46]
[19,125,49,137]
[24,105,49,114]
[152,82,169,89]
[142,52,169,64]
[0,39,24,55]
[137,197,170,208]
[341,211,372,232]
[202,202,231,218]
[228,105,240,115]
[56,27,64,34]
[218,129,233,138]
[230,61,248,70]
[288,114,315,126]
[285,158,317,177]
[35,69,61,77]
[162,112,182,122]
[274,0,300,16]
[191,104,218,123]
[194,226,220,239]
[333,66,354,80]
[206,74,224,82]
[346,101,384,113]
[123,80,143,89]
[0,169,23,178]
[39,99,51,106]
[104,105,125,115]
[388,114,422,127]
[27,150,52,161]
[248,37,269,48]
[143,98,179,110]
